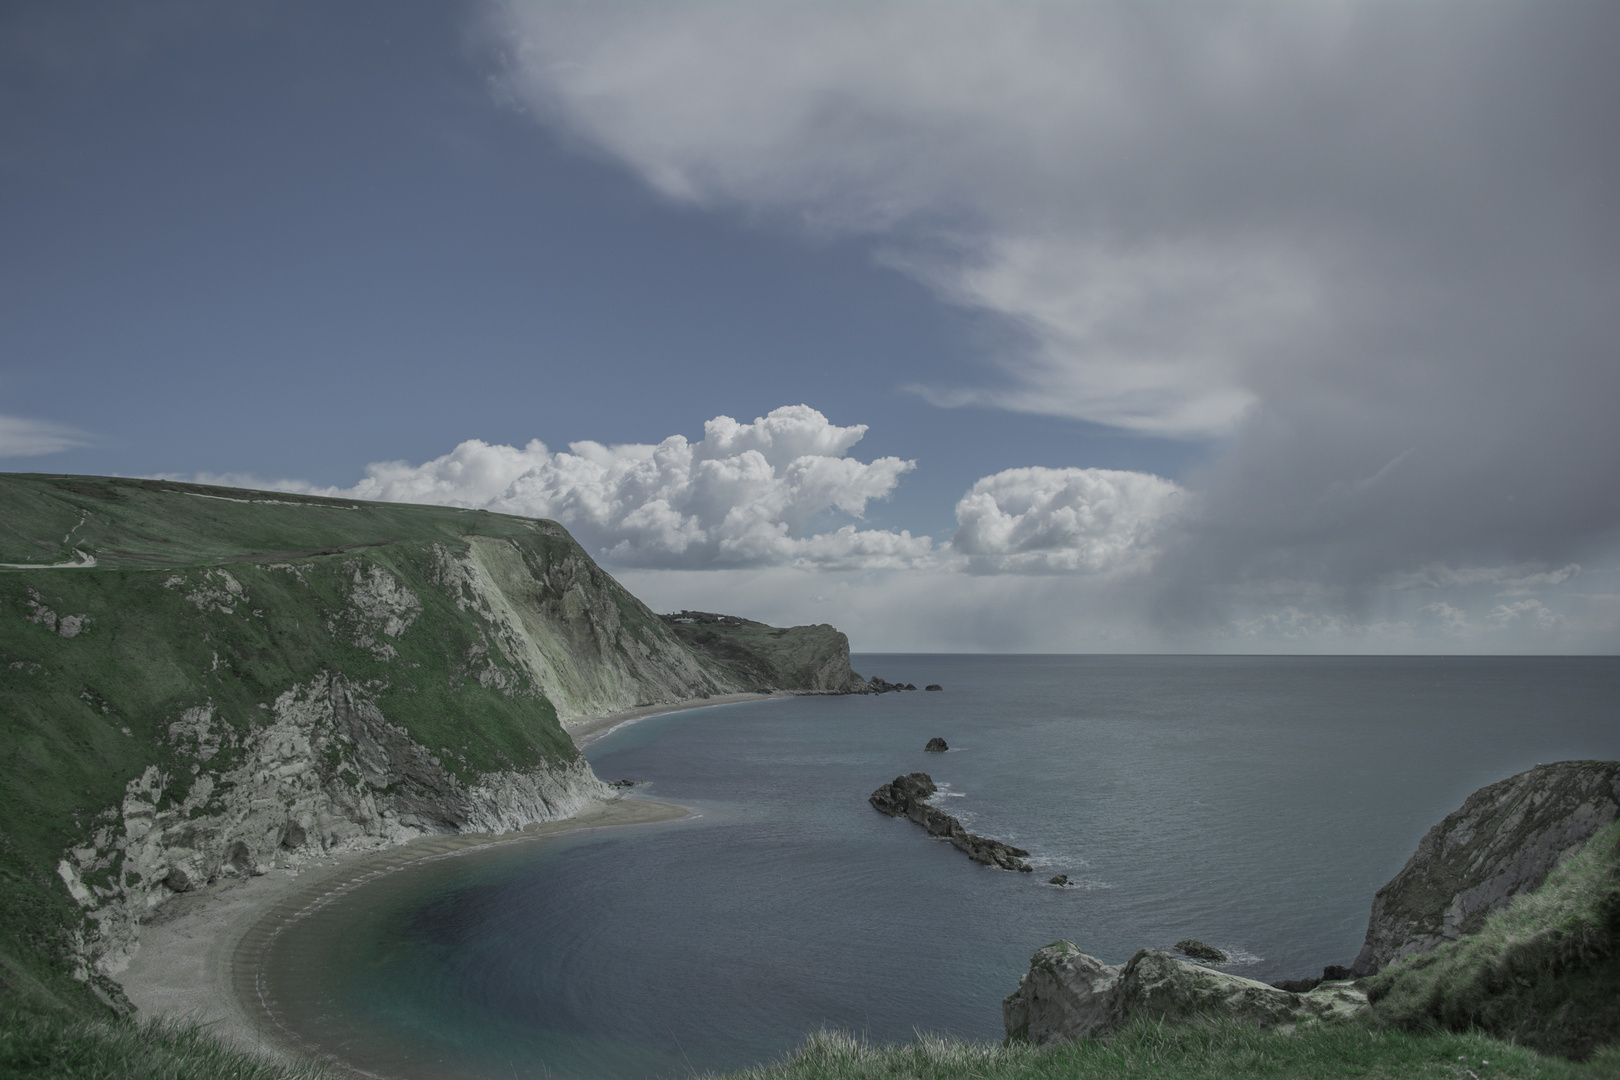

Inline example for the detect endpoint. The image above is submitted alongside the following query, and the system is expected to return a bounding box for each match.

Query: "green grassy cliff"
[0,474,755,1018]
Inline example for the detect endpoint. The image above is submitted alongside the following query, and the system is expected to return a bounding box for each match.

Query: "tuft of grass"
[0,1008,327,1080]
[1365,820,1620,1059]
[714,1021,1620,1080]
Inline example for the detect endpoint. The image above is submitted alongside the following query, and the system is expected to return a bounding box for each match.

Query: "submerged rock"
[1174,939,1228,963]
[1004,943,1367,1045]
[925,737,949,753]
[924,684,942,691]
[869,772,1032,872]
[1049,874,1069,886]
[1350,760,1620,975]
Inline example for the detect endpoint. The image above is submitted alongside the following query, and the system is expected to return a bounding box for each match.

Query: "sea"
[254,655,1620,1080]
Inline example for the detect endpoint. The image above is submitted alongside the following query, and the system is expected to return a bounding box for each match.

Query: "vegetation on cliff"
[0,474,798,1023]
[1364,819,1620,1059]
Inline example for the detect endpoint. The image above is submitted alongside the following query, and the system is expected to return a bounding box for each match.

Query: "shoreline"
[115,796,690,1068]
[566,691,783,748]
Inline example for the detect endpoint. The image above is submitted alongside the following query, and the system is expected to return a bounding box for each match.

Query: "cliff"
[1351,760,1620,976]
[659,610,869,694]
[0,474,820,1017]
[1005,760,1620,1059]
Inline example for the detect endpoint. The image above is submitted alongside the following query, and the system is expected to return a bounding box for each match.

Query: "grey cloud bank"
[475,0,1620,652]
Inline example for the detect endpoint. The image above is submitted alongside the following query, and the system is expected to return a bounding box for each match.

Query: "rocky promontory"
[869,772,1032,872]
[1003,759,1620,1058]
[659,610,870,694]
[1350,759,1620,976]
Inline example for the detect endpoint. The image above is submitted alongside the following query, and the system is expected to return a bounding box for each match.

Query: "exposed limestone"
[1350,760,1620,975]
[447,538,735,723]
[57,674,608,981]
[1003,942,1367,1045]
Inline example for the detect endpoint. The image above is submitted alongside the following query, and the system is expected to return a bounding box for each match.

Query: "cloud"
[488,0,1620,630]
[1487,599,1564,632]
[489,1,1347,438]
[314,405,930,570]
[950,466,1182,574]
[0,414,92,457]
[1390,563,1582,595]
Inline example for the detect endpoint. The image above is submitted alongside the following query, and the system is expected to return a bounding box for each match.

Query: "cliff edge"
[0,474,792,1016]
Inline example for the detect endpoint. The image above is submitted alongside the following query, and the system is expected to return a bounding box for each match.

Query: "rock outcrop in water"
[869,772,1032,872]
[1174,939,1228,963]
[1003,942,1367,1044]
[925,737,948,753]
[1350,760,1620,976]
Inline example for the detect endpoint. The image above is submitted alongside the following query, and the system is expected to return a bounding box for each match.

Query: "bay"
[255,654,1620,1079]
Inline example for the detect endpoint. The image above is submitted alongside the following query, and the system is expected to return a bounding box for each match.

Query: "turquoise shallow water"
[257,655,1620,1079]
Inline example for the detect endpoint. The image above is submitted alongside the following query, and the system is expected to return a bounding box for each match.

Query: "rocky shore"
[1002,759,1620,1056]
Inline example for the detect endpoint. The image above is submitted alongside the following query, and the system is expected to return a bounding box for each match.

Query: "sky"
[3,0,1617,654]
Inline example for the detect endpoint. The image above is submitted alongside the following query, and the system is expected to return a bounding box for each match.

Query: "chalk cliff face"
[1351,760,1620,976]
[0,475,783,1011]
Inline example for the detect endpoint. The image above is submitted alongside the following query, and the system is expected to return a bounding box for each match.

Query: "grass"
[713,1022,1620,1080]
[0,474,643,1017]
[1364,820,1620,1059]
[0,1008,328,1080]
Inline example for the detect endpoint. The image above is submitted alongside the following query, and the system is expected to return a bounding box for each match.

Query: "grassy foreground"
[0,1008,327,1080]
[3,1012,1614,1080]
[719,1024,1620,1080]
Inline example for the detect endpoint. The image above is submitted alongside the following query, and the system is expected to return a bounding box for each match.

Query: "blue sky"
[4,1,1617,652]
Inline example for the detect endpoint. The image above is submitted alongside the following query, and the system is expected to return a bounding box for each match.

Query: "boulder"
[869,772,1032,872]
[924,684,943,691]
[925,737,949,753]
[1350,760,1620,975]
[1004,943,1367,1045]
[1174,938,1228,963]
[1049,874,1069,886]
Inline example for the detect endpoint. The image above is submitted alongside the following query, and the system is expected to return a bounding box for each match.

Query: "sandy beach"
[566,691,781,748]
[115,795,690,1069]
[113,690,778,1070]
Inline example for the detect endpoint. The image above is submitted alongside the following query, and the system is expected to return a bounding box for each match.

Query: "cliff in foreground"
[0,474,838,1017]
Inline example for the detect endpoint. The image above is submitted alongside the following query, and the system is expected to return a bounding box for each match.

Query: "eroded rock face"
[869,772,1032,872]
[55,674,609,981]
[1003,943,1367,1045]
[1350,760,1620,976]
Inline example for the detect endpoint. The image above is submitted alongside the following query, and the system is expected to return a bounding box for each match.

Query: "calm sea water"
[257,655,1620,1080]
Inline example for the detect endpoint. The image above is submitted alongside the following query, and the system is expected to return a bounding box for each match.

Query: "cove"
[251,654,1620,1079]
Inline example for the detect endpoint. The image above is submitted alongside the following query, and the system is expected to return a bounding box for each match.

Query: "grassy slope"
[0,474,643,1018]
[1364,820,1620,1059]
[720,1024,1619,1080]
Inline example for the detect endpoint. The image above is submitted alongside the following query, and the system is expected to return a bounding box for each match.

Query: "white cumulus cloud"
[950,466,1182,574]
[315,405,929,570]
